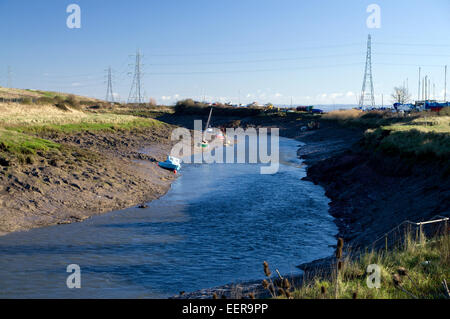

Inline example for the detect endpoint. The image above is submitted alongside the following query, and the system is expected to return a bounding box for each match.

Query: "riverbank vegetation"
[174,99,264,116]
[0,89,169,164]
[322,109,450,161]
[267,232,449,299]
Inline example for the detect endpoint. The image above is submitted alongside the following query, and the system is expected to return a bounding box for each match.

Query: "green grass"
[0,129,60,155]
[323,110,450,159]
[0,112,165,164]
[363,116,450,159]
[285,234,449,299]
[383,116,450,134]
[26,89,60,99]
[11,117,163,135]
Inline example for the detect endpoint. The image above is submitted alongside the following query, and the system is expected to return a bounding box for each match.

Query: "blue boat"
[158,156,181,172]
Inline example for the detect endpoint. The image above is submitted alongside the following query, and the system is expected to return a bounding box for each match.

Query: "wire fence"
[0,97,38,104]
[370,215,449,251]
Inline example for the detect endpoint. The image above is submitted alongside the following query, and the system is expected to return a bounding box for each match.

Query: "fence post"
[419,223,423,244]
[385,234,388,253]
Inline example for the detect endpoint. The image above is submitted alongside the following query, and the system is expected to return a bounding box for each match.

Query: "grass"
[0,102,163,130]
[0,87,99,102]
[383,116,450,134]
[13,117,162,135]
[0,98,166,163]
[278,233,450,299]
[322,110,450,159]
[322,109,415,128]
[363,116,450,159]
[0,128,60,165]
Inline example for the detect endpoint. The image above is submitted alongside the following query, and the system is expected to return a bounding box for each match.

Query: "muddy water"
[0,137,337,298]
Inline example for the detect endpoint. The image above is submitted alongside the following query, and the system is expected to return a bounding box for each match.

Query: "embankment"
[0,99,179,235]
[298,120,449,249]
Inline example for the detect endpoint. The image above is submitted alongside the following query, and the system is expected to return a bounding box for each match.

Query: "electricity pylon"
[358,34,375,109]
[127,49,144,104]
[105,66,114,103]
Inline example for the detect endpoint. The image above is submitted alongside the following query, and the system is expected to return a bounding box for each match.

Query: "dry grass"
[0,102,152,127]
[383,116,450,134]
[0,87,99,102]
[322,109,363,121]
[0,87,42,99]
[0,101,165,161]
[283,233,450,299]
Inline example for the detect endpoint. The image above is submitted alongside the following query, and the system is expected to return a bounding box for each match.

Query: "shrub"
[174,99,263,117]
[54,103,70,111]
[364,128,450,159]
[439,107,450,116]
[36,97,55,105]
[53,95,65,105]
[21,97,33,105]
[65,94,81,109]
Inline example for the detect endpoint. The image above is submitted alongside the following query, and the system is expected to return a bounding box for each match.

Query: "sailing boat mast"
[204,107,213,132]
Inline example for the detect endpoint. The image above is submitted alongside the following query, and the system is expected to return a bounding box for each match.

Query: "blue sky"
[0,0,449,105]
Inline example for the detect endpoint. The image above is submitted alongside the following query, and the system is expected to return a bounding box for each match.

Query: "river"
[0,137,337,298]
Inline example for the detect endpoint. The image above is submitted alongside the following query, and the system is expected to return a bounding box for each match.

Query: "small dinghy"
[158,156,181,172]
[215,131,225,140]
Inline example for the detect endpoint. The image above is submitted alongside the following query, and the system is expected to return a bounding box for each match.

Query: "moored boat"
[158,156,181,171]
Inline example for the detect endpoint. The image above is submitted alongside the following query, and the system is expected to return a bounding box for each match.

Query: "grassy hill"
[0,87,100,102]
[0,87,164,164]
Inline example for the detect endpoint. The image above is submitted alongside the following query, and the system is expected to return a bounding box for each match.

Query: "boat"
[200,107,213,148]
[215,131,225,140]
[158,156,181,172]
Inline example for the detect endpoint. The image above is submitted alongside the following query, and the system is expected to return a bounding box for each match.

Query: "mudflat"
[0,119,177,235]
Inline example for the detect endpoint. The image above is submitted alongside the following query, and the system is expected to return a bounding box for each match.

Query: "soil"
[0,125,178,235]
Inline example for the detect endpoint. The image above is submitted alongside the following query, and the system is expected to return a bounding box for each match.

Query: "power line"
[374,62,446,68]
[145,43,364,57]
[377,52,450,58]
[148,53,362,66]
[144,41,450,58]
[146,62,364,76]
[374,42,450,47]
